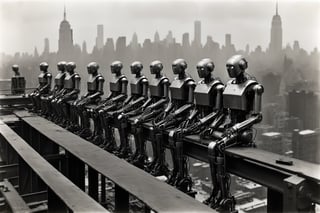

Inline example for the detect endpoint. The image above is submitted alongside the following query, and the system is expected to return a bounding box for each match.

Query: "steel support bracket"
[283,175,314,212]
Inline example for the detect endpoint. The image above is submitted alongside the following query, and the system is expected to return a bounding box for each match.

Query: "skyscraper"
[43,38,50,55]
[154,31,160,43]
[269,2,282,53]
[130,32,139,50]
[225,34,231,48]
[58,6,73,59]
[193,20,201,48]
[96,24,104,50]
[182,33,190,48]
[292,129,320,164]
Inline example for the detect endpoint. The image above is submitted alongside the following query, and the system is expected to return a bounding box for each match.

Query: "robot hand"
[223,127,237,138]
[200,127,215,139]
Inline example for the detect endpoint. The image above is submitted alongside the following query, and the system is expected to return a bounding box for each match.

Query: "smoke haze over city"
[1,0,319,55]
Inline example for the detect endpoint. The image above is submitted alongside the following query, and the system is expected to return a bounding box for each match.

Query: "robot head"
[110,61,123,74]
[197,58,215,78]
[57,61,67,72]
[226,55,248,78]
[66,62,76,73]
[150,60,163,75]
[130,61,143,75]
[87,62,99,74]
[172,59,187,75]
[12,64,19,73]
[39,62,49,72]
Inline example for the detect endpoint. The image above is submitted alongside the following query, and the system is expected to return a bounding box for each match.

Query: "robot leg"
[115,114,131,159]
[91,110,104,145]
[79,107,92,138]
[204,141,220,208]
[131,124,147,169]
[151,132,169,177]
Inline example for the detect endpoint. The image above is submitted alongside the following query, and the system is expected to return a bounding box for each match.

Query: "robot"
[87,61,128,145]
[42,61,67,119]
[74,62,105,138]
[201,55,263,212]
[167,58,224,194]
[56,62,81,129]
[129,60,170,168]
[110,61,149,158]
[11,64,26,95]
[29,62,52,112]
[149,59,196,177]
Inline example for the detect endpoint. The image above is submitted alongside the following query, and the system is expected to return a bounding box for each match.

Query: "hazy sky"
[0,0,319,55]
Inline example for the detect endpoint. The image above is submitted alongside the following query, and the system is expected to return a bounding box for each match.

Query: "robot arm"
[146,98,169,111]
[163,78,170,98]
[121,77,128,95]
[179,108,198,129]
[187,80,196,103]
[141,98,152,110]
[214,84,224,110]
[142,78,149,98]
[172,103,193,118]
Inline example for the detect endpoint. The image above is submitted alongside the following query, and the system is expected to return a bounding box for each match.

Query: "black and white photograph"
[0,0,319,212]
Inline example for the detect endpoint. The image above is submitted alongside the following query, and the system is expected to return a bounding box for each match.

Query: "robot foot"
[103,142,117,152]
[175,175,193,194]
[216,197,237,213]
[91,135,103,146]
[115,148,131,159]
[150,163,169,177]
[131,155,146,169]
[167,170,178,185]
[78,128,92,139]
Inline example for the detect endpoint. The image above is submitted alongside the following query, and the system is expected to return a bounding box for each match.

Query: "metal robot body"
[203,55,263,212]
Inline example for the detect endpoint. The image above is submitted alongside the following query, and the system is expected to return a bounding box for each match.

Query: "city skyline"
[0,0,319,55]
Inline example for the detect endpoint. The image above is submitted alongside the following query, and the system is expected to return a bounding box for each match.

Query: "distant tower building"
[105,38,115,51]
[269,2,282,53]
[82,41,88,54]
[292,129,320,164]
[154,31,160,43]
[245,44,250,55]
[293,40,300,52]
[287,90,319,130]
[182,33,190,48]
[34,47,39,58]
[165,31,174,46]
[260,132,283,154]
[96,24,104,50]
[130,32,139,49]
[43,38,50,55]
[58,6,73,59]
[225,34,231,48]
[193,20,201,47]
[115,36,126,59]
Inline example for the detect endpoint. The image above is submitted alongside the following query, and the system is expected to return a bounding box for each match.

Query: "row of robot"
[25,55,263,212]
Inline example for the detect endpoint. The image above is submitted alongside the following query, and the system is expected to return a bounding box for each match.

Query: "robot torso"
[130,75,147,96]
[223,79,257,112]
[149,76,168,98]
[54,72,66,88]
[170,76,193,101]
[87,74,103,92]
[194,79,223,108]
[110,75,125,93]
